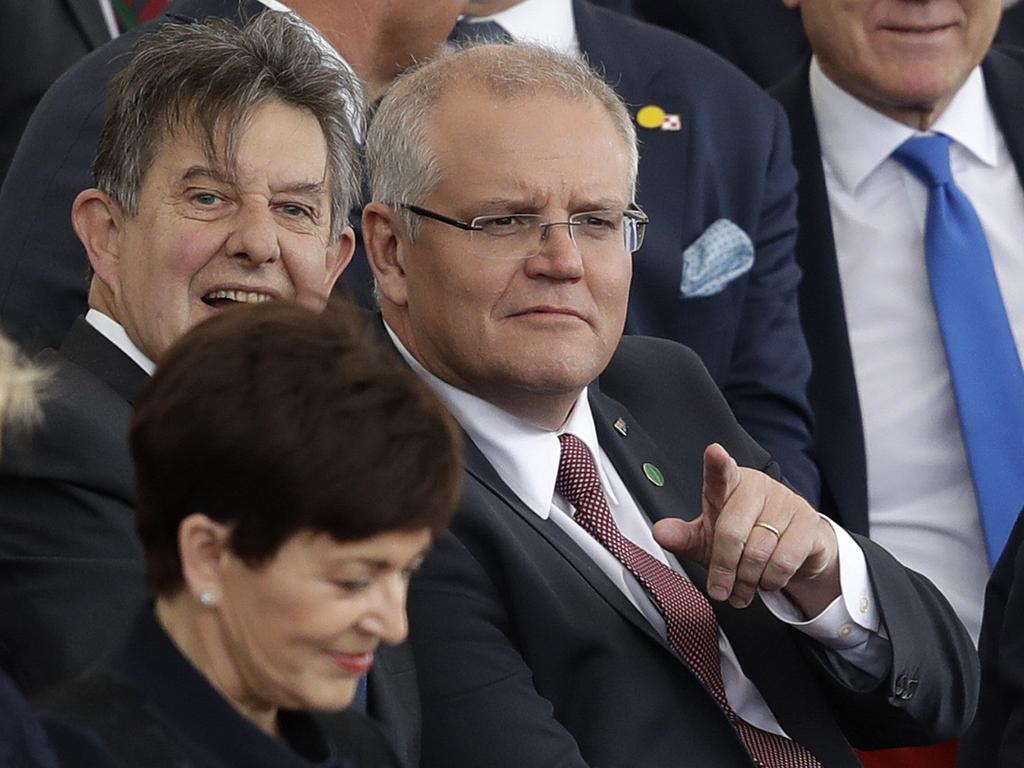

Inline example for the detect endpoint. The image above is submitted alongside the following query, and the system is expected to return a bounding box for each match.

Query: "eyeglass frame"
[397,203,649,255]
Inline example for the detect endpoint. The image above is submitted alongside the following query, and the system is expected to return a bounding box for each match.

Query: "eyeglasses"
[399,204,649,258]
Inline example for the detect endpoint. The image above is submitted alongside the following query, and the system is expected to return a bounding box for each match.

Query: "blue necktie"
[448,18,512,44]
[892,134,1024,563]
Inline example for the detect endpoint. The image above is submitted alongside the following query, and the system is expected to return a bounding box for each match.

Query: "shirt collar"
[465,0,579,56]
[385,322,613,519]
[85,309,156,375]
[810,57,997,192]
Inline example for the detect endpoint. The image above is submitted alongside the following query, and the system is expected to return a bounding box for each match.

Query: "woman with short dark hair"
[36,302,462,767]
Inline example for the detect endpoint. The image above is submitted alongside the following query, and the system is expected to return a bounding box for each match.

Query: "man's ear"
[362,202,409,307]
[178,513,232,605]
[72,188,125,297]
[323,224,356,294]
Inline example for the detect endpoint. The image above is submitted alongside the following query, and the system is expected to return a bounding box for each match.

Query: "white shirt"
[462,0,580,56]
[85,309,155,375]
[810,59,1024,643]
[386,324,888,738]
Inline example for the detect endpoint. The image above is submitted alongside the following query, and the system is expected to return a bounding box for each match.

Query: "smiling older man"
[0,4,362,730]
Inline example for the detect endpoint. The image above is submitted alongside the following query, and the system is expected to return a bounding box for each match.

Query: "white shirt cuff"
[759,518,891,677]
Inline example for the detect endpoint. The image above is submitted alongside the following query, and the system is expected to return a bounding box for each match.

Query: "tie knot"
[556,433,601,505]
[892,134,954,188]
[448,18,512,44]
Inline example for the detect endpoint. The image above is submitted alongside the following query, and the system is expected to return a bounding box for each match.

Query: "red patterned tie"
[556,434,822,768]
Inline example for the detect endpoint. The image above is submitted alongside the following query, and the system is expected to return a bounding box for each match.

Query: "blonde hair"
[0,335,46,455]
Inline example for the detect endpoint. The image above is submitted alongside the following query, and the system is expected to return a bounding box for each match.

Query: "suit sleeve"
[408,531,591,768]
[799,535,980,749]
[958,510,1024,766]
[720,99,820,507]
[0,369,147,697]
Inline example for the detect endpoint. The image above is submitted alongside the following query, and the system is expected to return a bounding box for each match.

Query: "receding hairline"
[428,82,635,186]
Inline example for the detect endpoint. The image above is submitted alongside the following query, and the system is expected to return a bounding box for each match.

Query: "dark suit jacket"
[0,317,148,696]
[0,671,59,768]
[630,0,808,88]
[997,3,1024,48]
[0,1,112,183]
[959,507,1024,766]
[572,0,818,503]
[0,318,420,767]
[0,0,264,354]
[408,335,978,768]
[770,49,1024,535]
[36,609,400,768]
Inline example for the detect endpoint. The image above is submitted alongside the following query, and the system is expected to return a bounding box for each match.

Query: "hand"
[652,443,840,617]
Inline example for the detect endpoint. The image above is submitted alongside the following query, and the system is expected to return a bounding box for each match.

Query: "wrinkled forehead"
[425,85,635,201]
[147,101,331,189]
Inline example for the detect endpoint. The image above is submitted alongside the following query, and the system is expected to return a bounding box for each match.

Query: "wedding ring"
[753,521,782,538]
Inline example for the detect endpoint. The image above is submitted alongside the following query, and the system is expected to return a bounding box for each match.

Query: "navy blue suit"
[997,3,1024,48]
[960,507,1024,766]
[770,49,1024,535]
[630,0,808,88]
[573,0,818,502]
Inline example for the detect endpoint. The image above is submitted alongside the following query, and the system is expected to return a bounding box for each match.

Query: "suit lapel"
[59,318,150,405]
[772,65,869,533]
[590,389,855,764]
[65,0,113,48]
[462,431,675,655]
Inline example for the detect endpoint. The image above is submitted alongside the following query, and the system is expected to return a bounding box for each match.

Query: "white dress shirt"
[386,324,888,738]
[810,59,1024,643]
[462,0,580,56]
[85,309,155,375]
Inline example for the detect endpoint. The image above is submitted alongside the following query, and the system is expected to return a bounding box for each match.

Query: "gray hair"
[0,335,47,456]
[95,12,365,242]
[367,42,640,236]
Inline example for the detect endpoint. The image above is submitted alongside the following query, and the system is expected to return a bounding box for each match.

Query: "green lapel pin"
[643,462,664,487]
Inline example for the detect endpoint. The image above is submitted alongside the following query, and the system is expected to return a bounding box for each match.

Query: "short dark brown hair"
[95,12,364,241]
[130,302,462,596]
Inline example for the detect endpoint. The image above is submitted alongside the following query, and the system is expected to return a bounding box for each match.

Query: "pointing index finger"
[702,443,739,513]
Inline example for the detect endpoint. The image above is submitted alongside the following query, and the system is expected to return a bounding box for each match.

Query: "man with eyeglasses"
[362,43,977,768]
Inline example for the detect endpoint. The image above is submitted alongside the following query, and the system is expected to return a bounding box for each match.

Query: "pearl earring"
[199,589,219,606]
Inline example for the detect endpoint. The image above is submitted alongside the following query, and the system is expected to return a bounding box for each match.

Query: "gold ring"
[753,521,782,538]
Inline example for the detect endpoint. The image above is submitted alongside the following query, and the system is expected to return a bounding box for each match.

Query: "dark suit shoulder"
[579,0,777,109]
[1,345,134,495]
[599,335,726,413]
[991,42,1024,68]
[599,336,777,477]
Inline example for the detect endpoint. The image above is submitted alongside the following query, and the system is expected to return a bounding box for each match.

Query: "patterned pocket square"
[679,219,754,298]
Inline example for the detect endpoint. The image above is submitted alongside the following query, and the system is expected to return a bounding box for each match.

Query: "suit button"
[894,674,919,700]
